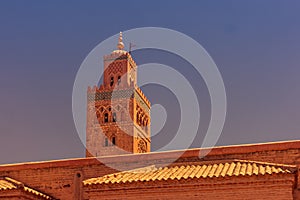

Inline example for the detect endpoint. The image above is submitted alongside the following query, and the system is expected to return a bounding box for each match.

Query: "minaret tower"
[86,32,151,157]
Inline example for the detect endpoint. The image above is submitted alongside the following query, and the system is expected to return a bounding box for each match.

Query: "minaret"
[86,32,151,157]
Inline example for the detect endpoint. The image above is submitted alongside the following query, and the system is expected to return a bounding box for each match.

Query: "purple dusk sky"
[0,0,299,164]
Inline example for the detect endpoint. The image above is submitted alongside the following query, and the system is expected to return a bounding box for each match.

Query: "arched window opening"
[110,76,114,87]
[104,113,109,123]
[117,76,121,85]
[112,137,116,145]
[104,138,109,147]
[112,112,117,122]
[96,111,101,118]
[140,116,144,126]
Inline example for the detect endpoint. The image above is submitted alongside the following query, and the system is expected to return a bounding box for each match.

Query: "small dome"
[112,49,127,54]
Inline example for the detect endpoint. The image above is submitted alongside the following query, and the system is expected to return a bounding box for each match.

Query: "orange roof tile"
[83,160,295,186]
[0,177,54,199]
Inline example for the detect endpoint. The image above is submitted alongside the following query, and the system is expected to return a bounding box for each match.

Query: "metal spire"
[117,32,124,50]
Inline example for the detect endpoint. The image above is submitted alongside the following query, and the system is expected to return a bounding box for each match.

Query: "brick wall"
[0,159,116,200]
[84,174,295,200]
[0,189,45,200]
[0,140,299,199]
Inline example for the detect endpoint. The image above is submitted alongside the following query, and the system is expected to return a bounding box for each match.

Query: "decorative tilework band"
[88,89,150,112]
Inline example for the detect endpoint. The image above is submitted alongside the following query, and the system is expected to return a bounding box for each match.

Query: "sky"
[0,0,299,164]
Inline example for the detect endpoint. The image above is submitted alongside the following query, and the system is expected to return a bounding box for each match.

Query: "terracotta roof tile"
[0,178,16,190]
[83,160,296,186]
[0,177,54,199]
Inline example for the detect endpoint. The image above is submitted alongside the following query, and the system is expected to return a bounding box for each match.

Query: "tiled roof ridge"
[83,160,295,186]
[167,159,297,172]
[0,177,54,199]
[184,158,297,169]
[3,177,24,188]
[124,165,157,173]
[232,159,297,171]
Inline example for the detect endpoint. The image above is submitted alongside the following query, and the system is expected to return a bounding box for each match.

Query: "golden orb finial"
[117,32,124,50]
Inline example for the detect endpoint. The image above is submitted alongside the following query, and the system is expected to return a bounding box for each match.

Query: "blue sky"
[0,0,299,164]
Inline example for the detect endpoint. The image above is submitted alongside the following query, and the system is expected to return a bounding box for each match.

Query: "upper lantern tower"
[102,32,137,89]
[86,32,151,157]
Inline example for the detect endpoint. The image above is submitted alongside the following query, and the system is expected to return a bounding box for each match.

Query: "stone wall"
[0,140,299,199]
[84,174,295,200]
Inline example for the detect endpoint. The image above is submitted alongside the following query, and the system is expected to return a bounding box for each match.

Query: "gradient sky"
[0,0,299,164]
